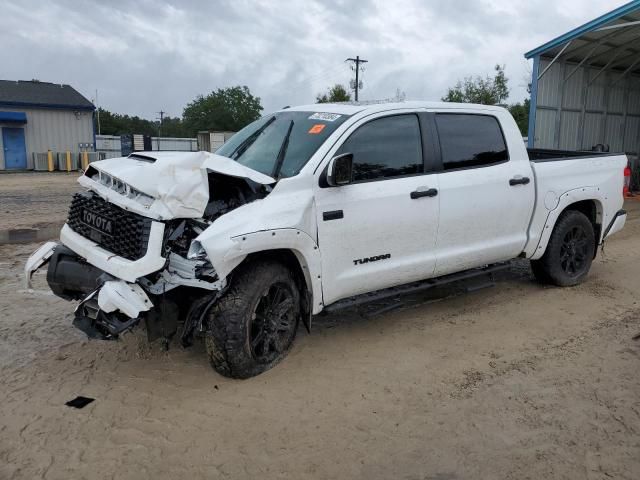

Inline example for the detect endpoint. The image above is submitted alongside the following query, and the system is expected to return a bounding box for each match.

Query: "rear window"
[435,114,508,170]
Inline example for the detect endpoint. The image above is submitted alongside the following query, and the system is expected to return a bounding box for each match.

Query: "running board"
[323,262,510,313]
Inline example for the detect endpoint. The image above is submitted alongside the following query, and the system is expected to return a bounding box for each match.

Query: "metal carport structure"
[525,0,640,164]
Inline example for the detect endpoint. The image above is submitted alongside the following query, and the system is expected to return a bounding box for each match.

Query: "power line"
[345,56,368,101]
[303,63,351,85]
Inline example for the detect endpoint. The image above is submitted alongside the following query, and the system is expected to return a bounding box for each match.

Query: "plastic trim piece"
[603,209,627,239]
[24,241,58,288]
[97,280,153,319]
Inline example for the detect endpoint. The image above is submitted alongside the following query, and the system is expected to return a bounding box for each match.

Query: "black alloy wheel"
[250,283,297,364]
[205,260,301,378]
[559,225,590,277]
[530,209,595,287]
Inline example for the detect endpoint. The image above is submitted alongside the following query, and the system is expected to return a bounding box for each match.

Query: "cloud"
[0,0,627,119]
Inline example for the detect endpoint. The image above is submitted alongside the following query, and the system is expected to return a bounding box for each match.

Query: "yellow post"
[47,150,54,172]
[82,151,89,170]
[66,151,71,172]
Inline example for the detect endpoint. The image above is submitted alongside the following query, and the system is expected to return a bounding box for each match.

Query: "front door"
[2,127,27,169]
[314,113,440,306]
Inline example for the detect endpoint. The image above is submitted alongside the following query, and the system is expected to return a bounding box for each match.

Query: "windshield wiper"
[272,120,294,179]
[230,116,276,160]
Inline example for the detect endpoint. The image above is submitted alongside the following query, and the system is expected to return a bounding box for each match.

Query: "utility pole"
[157,110,165,137]
[95,89,101,135]
[345,55,368,101]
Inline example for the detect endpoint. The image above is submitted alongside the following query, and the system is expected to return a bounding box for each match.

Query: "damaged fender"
[192,185,323,313]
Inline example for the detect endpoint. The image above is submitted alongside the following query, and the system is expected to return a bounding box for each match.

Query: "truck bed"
[528,148,622,162]
[523,151,628,258]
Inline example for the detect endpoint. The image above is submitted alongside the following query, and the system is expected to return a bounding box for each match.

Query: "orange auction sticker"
[308,124,326,134]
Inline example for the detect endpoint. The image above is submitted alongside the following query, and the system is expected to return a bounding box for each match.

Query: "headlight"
[187,240,208,260]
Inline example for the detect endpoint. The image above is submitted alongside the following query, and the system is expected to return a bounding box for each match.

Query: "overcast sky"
[0,0,628,120]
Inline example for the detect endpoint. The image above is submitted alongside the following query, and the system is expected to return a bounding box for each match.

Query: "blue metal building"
[525,1,640,156]
[0,80,95,170]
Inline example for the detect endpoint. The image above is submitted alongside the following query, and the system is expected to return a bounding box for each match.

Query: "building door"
[2,127,27,169]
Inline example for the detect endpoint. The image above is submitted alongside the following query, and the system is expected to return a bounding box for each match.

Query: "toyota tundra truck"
[25,102,628,378]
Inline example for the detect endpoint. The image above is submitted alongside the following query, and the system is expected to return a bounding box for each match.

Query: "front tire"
[531,209,595,287]
[205,260,300,379]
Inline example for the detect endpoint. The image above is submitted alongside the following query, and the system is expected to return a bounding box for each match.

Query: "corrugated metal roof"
[525,1,640,74]
[0,80,94,110]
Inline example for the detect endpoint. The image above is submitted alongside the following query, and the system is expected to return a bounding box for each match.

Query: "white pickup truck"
[25,101,628,378]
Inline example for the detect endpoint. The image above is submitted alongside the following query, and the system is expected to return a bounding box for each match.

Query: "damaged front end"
[26,218,228,344]
[74,281,152,339]
[24,151,274,345]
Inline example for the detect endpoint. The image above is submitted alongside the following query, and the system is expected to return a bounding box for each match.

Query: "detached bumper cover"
[24,241,58,289]
[75,281,153,340]
[97,281,152,318]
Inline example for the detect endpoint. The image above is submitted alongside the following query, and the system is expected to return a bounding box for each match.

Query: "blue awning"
[0,111,27,123]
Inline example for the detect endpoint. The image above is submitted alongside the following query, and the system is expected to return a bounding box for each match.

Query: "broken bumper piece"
[75,281,153,340]
[24,241,58,289]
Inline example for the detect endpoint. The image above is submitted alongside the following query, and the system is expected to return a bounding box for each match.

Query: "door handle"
[509,176,530,186]
[323,210,343,221]
[410,188,438,199]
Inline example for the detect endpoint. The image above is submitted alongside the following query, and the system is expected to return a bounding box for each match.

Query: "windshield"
[216,111,350,178]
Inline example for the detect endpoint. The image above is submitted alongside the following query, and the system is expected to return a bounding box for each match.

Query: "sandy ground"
[0,172,80,231]
[0,178,639,479]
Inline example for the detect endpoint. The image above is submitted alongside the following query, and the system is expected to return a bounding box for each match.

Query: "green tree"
[97,108,154,136]
[182,86,263,135]
[160,116,189,137]
[96,109,191,137]
[442,65,509,105]
[316,84,351,103]
[508,98,530,136]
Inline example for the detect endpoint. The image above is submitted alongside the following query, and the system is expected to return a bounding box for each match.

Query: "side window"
[435,114,508,170]
[337,114,422,181]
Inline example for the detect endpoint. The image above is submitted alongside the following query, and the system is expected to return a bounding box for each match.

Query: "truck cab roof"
[281,100,509,116]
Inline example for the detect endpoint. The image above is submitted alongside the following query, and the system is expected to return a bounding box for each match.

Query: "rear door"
[432,113,535,276]
[314,112,440,305]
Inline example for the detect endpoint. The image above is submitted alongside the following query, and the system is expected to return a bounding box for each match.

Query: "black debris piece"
[65,396,95,409]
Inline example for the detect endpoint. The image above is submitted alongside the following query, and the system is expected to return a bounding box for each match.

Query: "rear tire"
[530,210,595,287]
[205,260,300,379]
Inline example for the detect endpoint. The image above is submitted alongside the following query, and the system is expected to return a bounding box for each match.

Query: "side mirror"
[327,153,353,187]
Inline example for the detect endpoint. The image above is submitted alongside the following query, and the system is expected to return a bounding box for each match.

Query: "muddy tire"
[530,210,595,287]
[205,260,300,379]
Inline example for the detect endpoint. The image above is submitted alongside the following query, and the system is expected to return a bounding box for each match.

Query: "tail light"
[623,165,631,198]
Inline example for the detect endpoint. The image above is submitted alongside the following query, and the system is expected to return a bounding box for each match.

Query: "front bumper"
[59,222,166,283]
[25,242,154,339]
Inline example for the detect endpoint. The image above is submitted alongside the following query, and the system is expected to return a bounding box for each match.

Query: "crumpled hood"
[79,151,275,220]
